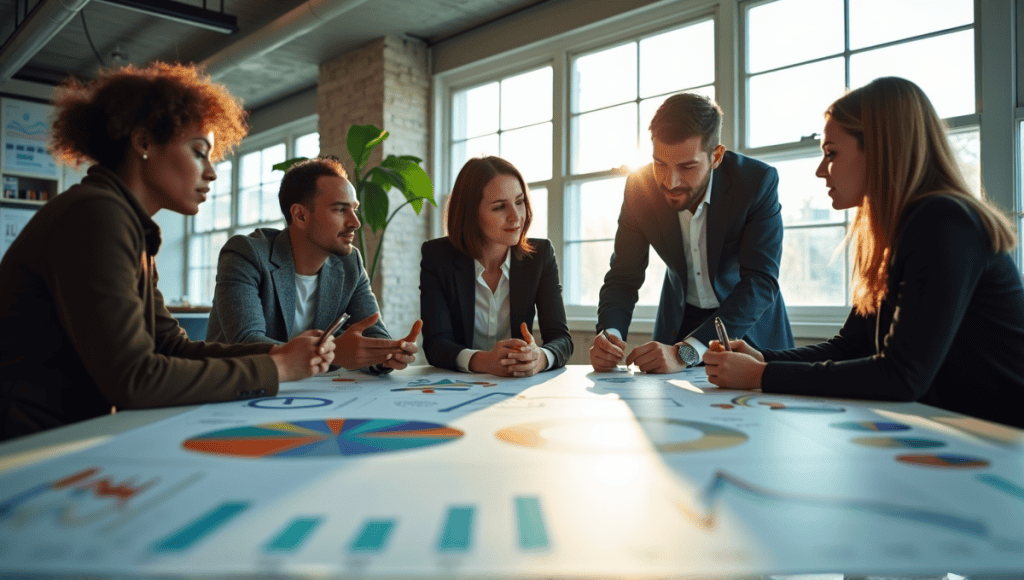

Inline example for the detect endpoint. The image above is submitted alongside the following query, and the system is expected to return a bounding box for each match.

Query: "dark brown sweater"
[0,166,278,441]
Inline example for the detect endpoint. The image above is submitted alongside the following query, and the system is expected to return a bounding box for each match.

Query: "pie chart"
[182,418,464,458]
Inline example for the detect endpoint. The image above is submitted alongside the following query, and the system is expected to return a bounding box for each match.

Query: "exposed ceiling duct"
[200,0,372,80]
[0,0,92,85]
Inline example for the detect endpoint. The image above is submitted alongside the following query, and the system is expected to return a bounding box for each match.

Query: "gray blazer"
[597,151,793,350]
[206,228,391,349]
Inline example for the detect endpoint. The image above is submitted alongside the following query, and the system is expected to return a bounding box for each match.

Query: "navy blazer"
[761,196,1024,428]
[207,228,390,346]
[598,151,793,350]
[420,237,573,372]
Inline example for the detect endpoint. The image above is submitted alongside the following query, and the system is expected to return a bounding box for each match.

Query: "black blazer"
[761,196,1024,428]
[420,237,573,372]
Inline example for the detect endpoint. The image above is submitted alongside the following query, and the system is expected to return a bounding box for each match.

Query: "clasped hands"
[590,331,766,389]
[470,322,547,378]
[269,313,422,382]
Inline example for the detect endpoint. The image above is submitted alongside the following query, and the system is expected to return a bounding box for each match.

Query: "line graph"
[673,470,1019,549]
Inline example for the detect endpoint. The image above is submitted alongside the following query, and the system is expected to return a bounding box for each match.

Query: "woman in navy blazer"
[420,156,573,376]
[703,77,1024,429]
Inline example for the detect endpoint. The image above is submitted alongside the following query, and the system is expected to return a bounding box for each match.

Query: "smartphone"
[317,312,350,347]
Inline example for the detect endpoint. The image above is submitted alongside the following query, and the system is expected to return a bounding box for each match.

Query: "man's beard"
[662,168,711,212]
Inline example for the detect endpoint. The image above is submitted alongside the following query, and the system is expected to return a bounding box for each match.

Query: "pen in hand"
[317,312,350,349]
[714,317,732,352]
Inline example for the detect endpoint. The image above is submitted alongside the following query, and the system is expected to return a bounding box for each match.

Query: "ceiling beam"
[94,0,239,34]
[0,0,92,86]
[200,0,372,79]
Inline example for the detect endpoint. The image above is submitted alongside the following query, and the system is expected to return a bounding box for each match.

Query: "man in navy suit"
[207,157,419,373]
[591,93,793,373]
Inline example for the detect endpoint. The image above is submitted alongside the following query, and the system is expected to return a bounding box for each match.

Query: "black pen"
[714,317,732,351]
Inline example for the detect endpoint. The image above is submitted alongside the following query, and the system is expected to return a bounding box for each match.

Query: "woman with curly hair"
[0,63,334,441]
[703,77,1024,429]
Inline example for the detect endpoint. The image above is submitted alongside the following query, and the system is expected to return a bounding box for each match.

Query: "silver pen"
[714,317,732,351]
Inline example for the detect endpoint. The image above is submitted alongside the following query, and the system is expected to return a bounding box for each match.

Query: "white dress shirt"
[607,173,716,363]
[456,252,555,372]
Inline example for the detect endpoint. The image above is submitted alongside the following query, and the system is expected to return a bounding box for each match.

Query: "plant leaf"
[360,181,389,233]
[272,157,309,173]
[379,156,435,210]
[347,125,388,170]
[398,155,422,164]
[367,166,402,192]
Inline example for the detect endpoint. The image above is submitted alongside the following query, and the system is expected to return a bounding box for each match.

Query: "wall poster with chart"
[2,99,59,179]
[1,365,1022,578]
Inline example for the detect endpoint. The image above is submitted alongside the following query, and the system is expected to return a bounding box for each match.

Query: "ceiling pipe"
[0,0,92,85]
[200,0,372,80]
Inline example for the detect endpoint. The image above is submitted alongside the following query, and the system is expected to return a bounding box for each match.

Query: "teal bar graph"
[152,501,250,553]
[350,519,396,553]
[978,474,1024,501]
[515,496,549,550]
[265,517,323,553]
[437,506,475,552]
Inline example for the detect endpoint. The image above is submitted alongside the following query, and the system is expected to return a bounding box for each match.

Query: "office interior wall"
[318,35,431,341]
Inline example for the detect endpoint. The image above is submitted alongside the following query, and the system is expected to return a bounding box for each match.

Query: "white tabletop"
[1,365,1022,579]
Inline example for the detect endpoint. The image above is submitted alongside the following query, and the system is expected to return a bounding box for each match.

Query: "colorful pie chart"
[182,418,463,458]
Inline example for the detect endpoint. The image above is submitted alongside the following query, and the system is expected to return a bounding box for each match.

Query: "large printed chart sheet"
[1,366,1022,578]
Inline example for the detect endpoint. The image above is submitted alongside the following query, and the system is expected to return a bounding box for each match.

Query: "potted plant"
[273,124,435,282]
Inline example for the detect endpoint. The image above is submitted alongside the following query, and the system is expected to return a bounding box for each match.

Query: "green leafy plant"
[273,124,435,282]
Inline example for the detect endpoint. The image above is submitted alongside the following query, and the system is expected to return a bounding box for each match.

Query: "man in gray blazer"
[590,93,793,373]
[207,157,419,373]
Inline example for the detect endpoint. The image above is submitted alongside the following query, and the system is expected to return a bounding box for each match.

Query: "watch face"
[678,344,699,365]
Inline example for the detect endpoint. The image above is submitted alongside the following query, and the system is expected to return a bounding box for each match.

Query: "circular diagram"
[896,453,990,469]
[183,418,463,458]
[495,418,747,454]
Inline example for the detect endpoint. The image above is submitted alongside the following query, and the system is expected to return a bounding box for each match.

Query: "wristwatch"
[676,343,700,367]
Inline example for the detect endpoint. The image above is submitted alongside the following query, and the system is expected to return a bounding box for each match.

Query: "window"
[185,120,318,305]
[743,0,976,328]
[566,19,714,308]
[450,66,553,240]
[436,0,1004,336]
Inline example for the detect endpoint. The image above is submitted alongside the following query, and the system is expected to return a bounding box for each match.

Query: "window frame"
[433,0,1013,338]
[182,115,318,306]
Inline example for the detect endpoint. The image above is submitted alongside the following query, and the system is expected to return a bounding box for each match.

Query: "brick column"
[318,36,432,344]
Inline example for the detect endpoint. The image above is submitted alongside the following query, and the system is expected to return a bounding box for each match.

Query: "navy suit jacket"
[761,196,1024,428]
[598,151,793,350]
[206,228,390,348]
[420,237,573,371]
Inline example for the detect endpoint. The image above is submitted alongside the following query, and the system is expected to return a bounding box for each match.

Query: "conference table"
[1,364,1022,579]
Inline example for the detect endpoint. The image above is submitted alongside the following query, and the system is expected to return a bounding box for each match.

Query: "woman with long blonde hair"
[704,77,1024,428]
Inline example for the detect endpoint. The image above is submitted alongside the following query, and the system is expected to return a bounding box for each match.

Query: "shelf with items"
[2,172,58,204]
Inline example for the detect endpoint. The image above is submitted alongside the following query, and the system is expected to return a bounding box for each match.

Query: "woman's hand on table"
[702,339,765,390]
